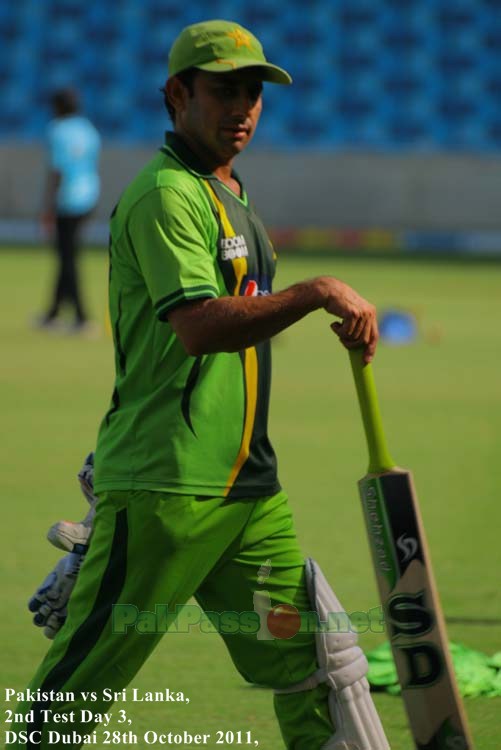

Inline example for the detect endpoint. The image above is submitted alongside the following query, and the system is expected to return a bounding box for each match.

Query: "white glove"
[28,452,97,639]
[28,550,88,638]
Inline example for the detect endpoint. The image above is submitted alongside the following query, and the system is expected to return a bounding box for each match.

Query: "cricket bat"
[349,349,474,750]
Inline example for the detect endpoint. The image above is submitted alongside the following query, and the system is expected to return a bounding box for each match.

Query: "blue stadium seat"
[0,2,13,24]
[144,0,186,15]
[341,71,381,99]
[45,20,81,51]
[487,119,501,148]
[241,5,281,30]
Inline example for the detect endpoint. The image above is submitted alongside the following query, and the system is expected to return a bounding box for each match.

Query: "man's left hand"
[28,548,87,639]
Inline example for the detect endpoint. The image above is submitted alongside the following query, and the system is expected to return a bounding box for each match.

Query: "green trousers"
[15,490,333,748]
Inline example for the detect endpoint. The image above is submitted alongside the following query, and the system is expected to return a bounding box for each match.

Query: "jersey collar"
[161,132,217,178]
[161,132,243,194]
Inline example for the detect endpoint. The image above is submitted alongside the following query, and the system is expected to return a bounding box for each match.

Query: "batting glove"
[28,452,97,639]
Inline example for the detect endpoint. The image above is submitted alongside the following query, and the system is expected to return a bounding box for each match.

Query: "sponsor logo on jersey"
[220,234,249,260]
[241,275,271,298]
[244,280,259,297]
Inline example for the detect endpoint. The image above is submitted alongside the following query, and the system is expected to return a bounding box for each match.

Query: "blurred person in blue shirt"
[38,88,101,332]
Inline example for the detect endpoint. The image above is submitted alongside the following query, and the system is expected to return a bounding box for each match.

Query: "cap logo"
[226,28,252,49]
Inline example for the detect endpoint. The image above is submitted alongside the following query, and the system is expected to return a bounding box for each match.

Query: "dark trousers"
[46,213,89,323]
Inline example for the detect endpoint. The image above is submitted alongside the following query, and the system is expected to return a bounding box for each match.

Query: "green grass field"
[1,247,500,748]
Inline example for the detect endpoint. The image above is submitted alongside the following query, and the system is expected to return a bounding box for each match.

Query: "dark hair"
[161,68,198,123]
[51,88,79,116]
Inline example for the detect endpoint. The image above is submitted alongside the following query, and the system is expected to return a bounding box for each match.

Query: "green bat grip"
[349,349,396,474]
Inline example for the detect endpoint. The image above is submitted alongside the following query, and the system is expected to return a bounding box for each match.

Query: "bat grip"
[349,349,395,474]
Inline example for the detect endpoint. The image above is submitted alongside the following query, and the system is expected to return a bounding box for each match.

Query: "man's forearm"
[167,274,378,363]
[169,279,326,355]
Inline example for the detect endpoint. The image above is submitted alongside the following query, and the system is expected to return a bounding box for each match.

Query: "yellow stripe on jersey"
[232,256,247,295]
[202,180,234,237]
[202,180,258,496]
[202,180,247,294]
[224,346,258,496]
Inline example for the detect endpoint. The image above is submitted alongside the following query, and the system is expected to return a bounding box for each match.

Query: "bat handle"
[349,349,396,474]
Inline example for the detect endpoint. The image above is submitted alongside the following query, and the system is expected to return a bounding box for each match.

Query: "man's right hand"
[316,276,379,363]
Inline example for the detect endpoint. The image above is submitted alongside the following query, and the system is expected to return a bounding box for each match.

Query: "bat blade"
[359,468,473,749]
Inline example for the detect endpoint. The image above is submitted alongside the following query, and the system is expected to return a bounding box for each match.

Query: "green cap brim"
[195,59,292,85]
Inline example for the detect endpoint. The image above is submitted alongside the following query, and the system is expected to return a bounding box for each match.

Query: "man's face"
[174,69,264,165]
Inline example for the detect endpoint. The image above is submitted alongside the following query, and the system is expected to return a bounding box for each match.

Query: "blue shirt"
[47,115,101,215]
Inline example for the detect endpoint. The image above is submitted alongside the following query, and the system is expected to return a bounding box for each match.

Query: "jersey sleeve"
[128,186,219,319]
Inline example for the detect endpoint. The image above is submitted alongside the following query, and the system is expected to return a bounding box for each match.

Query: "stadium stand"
[1,0,501,149]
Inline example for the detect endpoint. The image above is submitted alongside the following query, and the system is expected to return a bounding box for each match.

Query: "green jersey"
[93,133,280,499]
